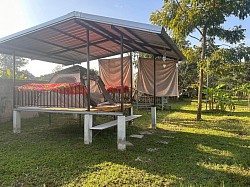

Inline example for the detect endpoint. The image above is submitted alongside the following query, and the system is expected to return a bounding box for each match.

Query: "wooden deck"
[15,103,132,115]
[13,103,137,151]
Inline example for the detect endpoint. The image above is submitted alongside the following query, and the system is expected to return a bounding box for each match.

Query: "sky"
[0,0,249,76]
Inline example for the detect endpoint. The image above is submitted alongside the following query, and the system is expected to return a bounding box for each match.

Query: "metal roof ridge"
[72,11,162,33]
[0,11,162,43]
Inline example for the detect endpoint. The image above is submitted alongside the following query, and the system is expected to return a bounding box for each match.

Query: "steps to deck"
[90,115,142,130]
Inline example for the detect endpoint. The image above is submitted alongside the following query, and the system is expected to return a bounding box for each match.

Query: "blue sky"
[0,0,249,76]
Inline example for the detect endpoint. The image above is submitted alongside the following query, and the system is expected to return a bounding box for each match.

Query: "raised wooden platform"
[15,103,132,116]
[13,103,139,151]
[94,103,132,112]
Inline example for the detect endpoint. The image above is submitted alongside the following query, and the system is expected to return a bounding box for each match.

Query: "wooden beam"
[80,19,134,51]
[111,26,157,54]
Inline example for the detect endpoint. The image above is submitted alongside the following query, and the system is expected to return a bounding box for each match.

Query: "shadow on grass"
[156,108,246,118]
[231,111,250,117]
[0,113,249,186]
[158,110,250,136]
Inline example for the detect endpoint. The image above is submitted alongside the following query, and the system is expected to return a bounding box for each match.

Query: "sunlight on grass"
[197,162,250,177]
[197,144,233,157]
[64,162,180,186]
[157,122,243,139]
[157,100,250,139]
[234,144,250,149]
[0,99,249,186]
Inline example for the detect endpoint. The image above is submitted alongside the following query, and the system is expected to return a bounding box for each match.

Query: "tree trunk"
[197,68,204,120]
[211,93,214,110]
[248,94,250,109]
[197,27,207,120]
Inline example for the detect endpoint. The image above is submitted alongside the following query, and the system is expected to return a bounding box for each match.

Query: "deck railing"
[15,85,87,108]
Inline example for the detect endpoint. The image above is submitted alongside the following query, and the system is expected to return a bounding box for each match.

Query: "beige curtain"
[137,58,179,97]
[99,56,133,88]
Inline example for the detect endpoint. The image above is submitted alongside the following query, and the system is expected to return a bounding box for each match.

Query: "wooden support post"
[13,51,16,109]
[130,106,133,115]
[161,97,164,111]
[153,55,156,107]
[49,113,51,126]
[128,106,133,125]
[117,115,126,150]
[130,53,133,104]
[79,114,82,127]
[84,114,93,144]
[86,29,91,111]
[151,55,157,129]
[13,110,21,133]
[120,34,124,112]
[151,107,156,129]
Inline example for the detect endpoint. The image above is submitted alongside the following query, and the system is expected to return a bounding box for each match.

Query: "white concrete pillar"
[13,110,21,133]
[151,107,157,129]
[128,106,133,125]
[73,113,78,120]
[130,106,133,115]
[84,114,93,144]
[117,115,126,151]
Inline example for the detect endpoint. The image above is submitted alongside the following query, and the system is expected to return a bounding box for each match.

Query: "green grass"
[0,99,249,186]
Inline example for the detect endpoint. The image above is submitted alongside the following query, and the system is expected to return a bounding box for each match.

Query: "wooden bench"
[83,109,142,150]
[90,115,142,130]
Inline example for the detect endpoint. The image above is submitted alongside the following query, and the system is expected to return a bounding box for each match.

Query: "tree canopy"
[151,0,250,119]
[0,54,35,80]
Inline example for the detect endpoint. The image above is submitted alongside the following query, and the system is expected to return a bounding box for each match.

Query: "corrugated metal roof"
[0,11,185,65]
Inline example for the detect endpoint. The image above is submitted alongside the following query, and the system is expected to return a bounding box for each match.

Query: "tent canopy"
[0,11,185,65]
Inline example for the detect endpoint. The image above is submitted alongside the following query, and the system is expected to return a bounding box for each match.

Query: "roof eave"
[160,28,186,61]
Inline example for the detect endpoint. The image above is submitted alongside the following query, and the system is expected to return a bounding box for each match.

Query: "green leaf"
[6,69,12,78]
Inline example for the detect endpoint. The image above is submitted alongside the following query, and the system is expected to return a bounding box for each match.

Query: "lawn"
[0,99,249,186]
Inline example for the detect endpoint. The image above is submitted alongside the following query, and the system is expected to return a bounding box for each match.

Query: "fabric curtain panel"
[99,56,133,88]
[137,58,179,97]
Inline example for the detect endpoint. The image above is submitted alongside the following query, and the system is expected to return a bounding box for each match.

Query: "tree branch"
[207,40,216,51]
[189,35,201,41]
[174,0,203,36]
